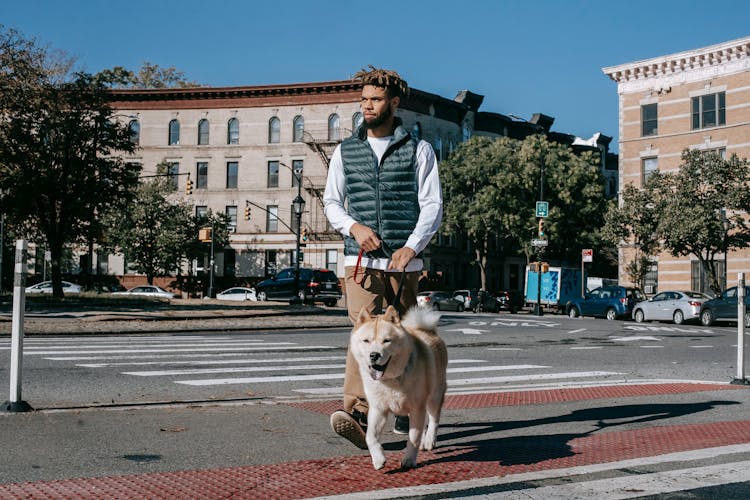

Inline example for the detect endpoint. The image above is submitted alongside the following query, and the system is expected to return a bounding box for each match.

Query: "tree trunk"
[49,239,65,298]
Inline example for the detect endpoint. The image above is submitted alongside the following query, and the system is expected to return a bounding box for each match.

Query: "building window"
[692,92,725,129]
[642,157,658,183]
[267,160,279,188]
[227,117,239,144]
[328,114,340,141]
[196,162,208,189]
[226,161,238,189]
[266,205,278,232]
[265,250,277,277]
[701,147,727,159]
[167,162,179,190]
[226,206,237,231]
[224,248,236,276]
[168,119,180,145]
[352,112,363,131]
[128,119,140,145]
[641,103,657,136]
[291,159,303,187]
[293,115,304,142]
[691,260,724,295]
[326,249,337,272]
[268,117,280,143]
[195,205,207,220]
[198,118,209,145]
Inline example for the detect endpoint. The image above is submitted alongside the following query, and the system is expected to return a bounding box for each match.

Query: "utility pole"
[291,163,305,305]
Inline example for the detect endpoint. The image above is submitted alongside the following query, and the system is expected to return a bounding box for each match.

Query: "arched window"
[352,112,363,131]
[227,118,239,144]
[328,114,340,141]
[168,119,180,145]
[293,115,304,142]
[128,119,140,145]
[268,116,280,143]
[198,118,209,145]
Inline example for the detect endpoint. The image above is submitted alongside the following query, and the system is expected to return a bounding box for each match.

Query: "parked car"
[471,290,500,313]
[698,286,750,326]
[495,289,525,313]
[417,291,465,311]
[25,280,82,294]
[112,285,175,299]
[255,267,342,306]
[215,287,257,301]
[632,290,711,324]
[568,285,646,320]
[451,289,480,310]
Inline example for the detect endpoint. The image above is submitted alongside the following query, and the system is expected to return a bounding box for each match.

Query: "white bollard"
[3,239,32,412]
[732,272,748,385]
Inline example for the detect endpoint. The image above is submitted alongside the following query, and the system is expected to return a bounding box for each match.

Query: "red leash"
[352,248,366,284]
[352,247,406,307]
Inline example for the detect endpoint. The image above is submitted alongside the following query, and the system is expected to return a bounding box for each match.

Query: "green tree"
[94,62,201,89]
[440,134,610,288]
[0,26,140,297]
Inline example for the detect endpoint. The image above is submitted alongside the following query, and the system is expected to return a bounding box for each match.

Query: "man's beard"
[363,105,393,130]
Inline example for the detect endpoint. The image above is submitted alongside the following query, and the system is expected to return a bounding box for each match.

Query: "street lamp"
[291,193,305,305]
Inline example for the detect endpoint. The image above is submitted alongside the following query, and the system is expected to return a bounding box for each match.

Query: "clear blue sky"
[5,0,750,152]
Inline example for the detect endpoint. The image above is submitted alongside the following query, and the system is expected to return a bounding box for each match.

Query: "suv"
[699,286,750,326]
[568,285,645,320]
[495,290,524,313]
[451,289,480,311]
[255,267,342,306]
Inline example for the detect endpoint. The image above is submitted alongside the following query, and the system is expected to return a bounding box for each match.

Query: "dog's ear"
[382,305,400,324]
[355,306,372,326]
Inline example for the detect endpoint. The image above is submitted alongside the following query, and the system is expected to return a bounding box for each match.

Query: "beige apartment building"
[603,35,750,294]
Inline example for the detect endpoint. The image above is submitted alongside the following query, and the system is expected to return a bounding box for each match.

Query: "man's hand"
[350,223,382,253]
[388,247,416,271]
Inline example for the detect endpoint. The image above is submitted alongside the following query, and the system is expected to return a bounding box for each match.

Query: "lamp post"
[291,191,305,305]
[208,219,215,299]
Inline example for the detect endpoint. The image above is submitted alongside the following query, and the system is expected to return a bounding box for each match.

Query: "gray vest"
[341,118,420,258]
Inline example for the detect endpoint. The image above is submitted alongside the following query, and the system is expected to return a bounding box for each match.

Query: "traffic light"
[540,262,549,273]
[300,226,309,244]
[529,262,538,273]
[185,177,193,195]
[244,202,251,221]
[538,218,546,238]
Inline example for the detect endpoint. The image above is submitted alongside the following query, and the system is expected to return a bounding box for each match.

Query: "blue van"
[567,286,646,320]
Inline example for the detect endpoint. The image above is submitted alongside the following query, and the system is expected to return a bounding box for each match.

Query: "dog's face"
[351,306,412,381]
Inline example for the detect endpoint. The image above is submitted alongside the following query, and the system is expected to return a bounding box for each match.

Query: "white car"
[216,287,257,301]
[632,290,711,325]
[113,285,175,299]
[25,280,82,294]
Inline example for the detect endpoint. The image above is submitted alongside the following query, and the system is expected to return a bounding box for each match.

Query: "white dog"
[350,305,448,470]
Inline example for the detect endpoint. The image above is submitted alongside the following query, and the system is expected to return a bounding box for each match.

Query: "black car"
[255,267,342,306]
[699,286,750,326]
[495,290,524,313]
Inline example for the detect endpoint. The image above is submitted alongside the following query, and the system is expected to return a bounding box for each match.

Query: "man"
[323,66,443,449]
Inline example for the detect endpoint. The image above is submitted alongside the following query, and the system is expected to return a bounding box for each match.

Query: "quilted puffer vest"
[340,118,420,258]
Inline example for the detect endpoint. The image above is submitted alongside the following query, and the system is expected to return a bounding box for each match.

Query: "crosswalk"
[0,335,634,402]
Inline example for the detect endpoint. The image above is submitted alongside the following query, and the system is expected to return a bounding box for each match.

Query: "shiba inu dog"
[350,305,448,470]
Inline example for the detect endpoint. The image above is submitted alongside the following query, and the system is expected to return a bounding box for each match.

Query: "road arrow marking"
[447,328,487,335]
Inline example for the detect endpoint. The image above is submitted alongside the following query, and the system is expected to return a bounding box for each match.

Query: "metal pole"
[293,174,302,304]
[208,220,215,298]
[3,239,32,412]
[0,213,4,294]
[732,272,748,385]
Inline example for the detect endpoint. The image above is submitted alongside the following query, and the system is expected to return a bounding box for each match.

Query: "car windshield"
[313,270,337,282]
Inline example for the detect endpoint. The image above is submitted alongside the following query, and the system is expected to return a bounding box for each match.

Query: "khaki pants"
[342,266,419,415]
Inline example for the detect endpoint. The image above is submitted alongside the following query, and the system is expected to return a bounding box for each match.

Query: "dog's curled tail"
[401,306,441,333]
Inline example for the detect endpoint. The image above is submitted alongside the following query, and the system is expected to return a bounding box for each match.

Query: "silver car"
[216,287,257,301]
[113,285,175,299]
[632,290,710,325]
[25,280,82,294]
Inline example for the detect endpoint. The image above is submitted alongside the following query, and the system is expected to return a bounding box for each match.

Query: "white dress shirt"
[323,135,443,272]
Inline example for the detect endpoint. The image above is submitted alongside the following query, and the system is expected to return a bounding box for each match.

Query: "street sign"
[531,238,548,247]
[582,248,593,262]
[535,201,549,218]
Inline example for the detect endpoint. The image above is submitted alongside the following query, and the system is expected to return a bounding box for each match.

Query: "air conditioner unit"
[644,285,655,294]
[228,226,237,233]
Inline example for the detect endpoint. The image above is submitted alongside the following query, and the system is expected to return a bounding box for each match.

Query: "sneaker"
[330,410,368,449]
[394,415,409,435]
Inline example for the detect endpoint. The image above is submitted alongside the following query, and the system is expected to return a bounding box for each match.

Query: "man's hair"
[353,66,409,99]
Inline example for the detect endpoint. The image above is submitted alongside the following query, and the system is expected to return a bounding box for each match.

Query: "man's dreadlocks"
[353,66,409,99]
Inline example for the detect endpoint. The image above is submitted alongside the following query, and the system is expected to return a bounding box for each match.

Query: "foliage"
[0,26,140,297]
[93,62,201,89]
[440,134,610,288]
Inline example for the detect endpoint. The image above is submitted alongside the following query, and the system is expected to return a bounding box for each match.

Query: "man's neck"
[366,118,396,138]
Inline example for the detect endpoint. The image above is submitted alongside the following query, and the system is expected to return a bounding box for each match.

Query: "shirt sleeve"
[404,140,443,254]
[323,145,358,237]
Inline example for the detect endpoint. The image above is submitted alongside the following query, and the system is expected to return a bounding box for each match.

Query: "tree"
[655,150,750,294]
[440,134,610,289]
[0,26,140,297]
[94,62,201,89]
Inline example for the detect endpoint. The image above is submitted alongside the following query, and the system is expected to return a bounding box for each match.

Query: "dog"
[350,305,448,470]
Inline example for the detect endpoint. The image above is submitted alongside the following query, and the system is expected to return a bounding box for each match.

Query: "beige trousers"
[342,266,419,415]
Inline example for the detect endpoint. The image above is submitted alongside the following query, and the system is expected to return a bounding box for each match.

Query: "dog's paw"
[400,455,417,469]
[371,451,386,470]
[420,438,436,451]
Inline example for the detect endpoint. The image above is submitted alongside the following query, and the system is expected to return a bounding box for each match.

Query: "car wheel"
[297,290,307,303]
[605,308,617,321]
[673,310,685,325]
[568,306,579,318]
[744,311,750,327]
[434,303,441,311]
[634,309,645,323]
[257,290,267,301]
[700,309,714,327]
[458,304,465,312]
[324,299,337,307]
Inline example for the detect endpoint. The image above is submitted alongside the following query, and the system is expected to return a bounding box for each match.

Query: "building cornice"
[602,35,750,92]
